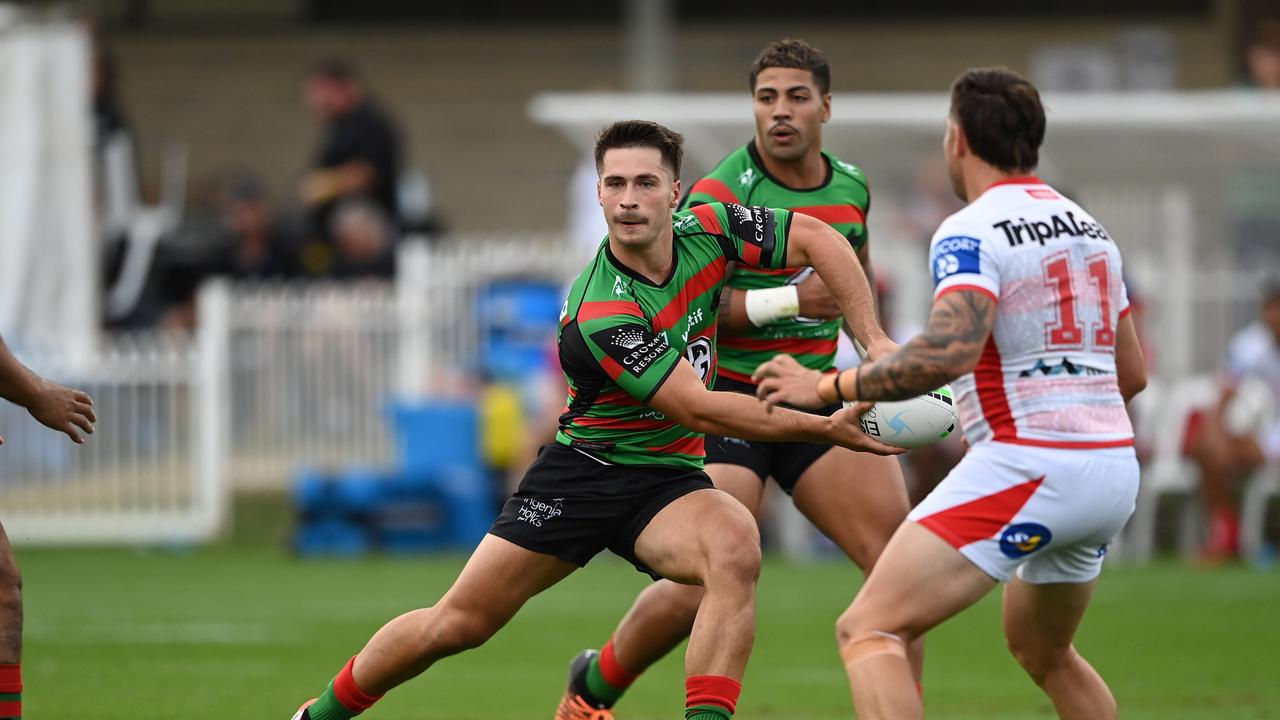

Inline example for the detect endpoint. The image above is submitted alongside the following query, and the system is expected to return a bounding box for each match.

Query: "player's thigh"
[435,533,578,627]
[792,447,910,572]
[841,521,996,641]
[705,462,768,520]
[633,488,759,586]
[1002,575,1096,656]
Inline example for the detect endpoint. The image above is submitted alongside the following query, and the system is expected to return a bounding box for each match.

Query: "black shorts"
[489,443,713,579]
[704,377,839,495]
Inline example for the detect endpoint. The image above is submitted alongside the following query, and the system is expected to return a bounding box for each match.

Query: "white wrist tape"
[745,285,800,327]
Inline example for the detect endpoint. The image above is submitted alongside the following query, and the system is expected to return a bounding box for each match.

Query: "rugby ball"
[847,385,960,449]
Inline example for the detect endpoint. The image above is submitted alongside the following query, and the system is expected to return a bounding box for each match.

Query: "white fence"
[0,222,1269,546]
[396,234,573,398]
[0,334,223,544]
[220,281,400,490]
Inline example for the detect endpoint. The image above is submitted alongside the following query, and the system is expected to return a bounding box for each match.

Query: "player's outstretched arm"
[1115,313,1147,403]
[782,213,891,358]
[647,360,901,456]
[0,334,96,445]
[754,288,995,407]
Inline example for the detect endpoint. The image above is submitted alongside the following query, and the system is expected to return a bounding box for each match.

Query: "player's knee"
[835,604,911,648]
[645,581,704,625]
[834,606,865,647]
[1006,636,1073,684]
[705,522,761,588]
[422,606,499,656]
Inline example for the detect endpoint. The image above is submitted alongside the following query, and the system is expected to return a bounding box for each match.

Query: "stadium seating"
[1240,463,1280,564]
[1124,376,1218,561]
[293,401,491,555]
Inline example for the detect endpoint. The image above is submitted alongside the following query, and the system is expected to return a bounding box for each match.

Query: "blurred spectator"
[300,58,401,273]
[93,44,139,249]
[1190,282,1280,560]
[92,40,146,328]
[148,174,302,332]
[330,199,396,279]
[1244,19,1280,89]
[220,175,303,280]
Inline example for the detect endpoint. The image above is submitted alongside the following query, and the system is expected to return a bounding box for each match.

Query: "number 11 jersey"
[929,177,1134,449]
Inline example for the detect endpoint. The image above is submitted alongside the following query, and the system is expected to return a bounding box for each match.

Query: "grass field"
[16,545,1279,719]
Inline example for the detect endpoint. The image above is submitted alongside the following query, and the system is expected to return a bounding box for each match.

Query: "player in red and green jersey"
[555,40,923,719]
[681,119,870,383]
[291,120,898,720]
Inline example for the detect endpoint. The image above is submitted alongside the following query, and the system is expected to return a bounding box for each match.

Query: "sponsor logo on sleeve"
[930,235,982,283]
[674,214,698,232]
[738,167,756,187]
[724,203,776,249]
[591,325,671,377]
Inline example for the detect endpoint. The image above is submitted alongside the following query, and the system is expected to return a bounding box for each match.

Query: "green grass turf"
[15,546,1280,719]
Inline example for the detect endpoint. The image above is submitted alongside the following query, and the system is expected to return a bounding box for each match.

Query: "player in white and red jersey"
[754,67,1147,719]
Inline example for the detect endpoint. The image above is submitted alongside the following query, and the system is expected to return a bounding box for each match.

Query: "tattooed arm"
[851,288,994,401]
[752,289,995,408]
[715,262,746,330]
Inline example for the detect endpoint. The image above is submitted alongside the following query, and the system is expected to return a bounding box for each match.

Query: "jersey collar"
[746,139,833,193]
[605,236,679,288]
[984,175,1044,190]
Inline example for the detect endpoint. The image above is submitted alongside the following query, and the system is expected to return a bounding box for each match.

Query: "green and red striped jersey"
[682,140,870,384]
[556,202,794,469]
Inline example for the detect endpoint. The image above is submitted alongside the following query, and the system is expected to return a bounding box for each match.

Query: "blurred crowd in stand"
[98,53,444,332]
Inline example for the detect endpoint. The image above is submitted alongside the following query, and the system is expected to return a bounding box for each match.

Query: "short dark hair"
[594,120,685,178]
[949,67,1045,173]
[749,38,831,95]
[309,57,358,83]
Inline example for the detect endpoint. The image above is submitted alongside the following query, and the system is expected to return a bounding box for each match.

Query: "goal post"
[529,90,1280,378]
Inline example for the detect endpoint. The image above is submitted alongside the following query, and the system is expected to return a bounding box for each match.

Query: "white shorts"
[907,441,1139,584]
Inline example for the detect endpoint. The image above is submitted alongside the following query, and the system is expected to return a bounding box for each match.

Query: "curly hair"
[749,38,831,95]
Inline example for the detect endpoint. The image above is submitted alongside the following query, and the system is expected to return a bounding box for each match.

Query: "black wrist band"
[832,370,847,403]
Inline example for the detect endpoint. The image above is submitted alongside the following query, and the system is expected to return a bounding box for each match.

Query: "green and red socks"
[584,638,640,706]
[305,657,382,720]
[685,674,740,719]
[0,664,19,720]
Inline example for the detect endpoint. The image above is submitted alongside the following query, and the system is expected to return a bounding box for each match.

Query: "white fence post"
[195,279,231,539]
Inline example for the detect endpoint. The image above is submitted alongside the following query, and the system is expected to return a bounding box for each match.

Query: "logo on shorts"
[998,522,1052,558]
[517,498,564,528]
